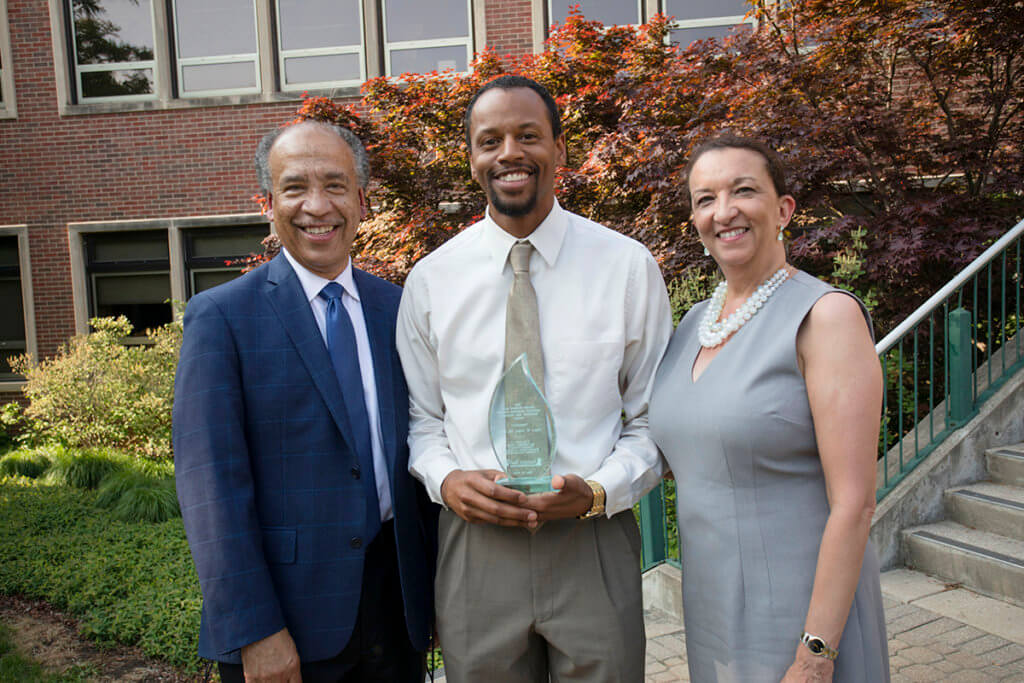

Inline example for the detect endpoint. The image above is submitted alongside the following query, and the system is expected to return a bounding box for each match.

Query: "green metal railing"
[639,218,1024,571]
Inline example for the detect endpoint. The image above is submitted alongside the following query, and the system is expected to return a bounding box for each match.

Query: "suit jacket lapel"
[354,269,399,474]
[264,254,357,454]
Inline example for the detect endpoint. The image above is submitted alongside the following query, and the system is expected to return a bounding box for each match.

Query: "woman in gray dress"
[649,136,889,682]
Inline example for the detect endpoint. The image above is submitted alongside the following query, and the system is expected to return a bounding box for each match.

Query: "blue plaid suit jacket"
[173,253,435,664]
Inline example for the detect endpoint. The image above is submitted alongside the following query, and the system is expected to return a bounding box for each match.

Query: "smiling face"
[468,87,566,238]
[688,146,796,277]
[266,123,367,280]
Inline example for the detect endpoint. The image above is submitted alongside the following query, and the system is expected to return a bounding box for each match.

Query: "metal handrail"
[640,217,1024,570]
[876,217,1024,354]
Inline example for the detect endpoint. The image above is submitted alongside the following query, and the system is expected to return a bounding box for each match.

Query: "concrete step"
[987,444,1024,486]
[945,481,1024,542]
[902,520,1024,606]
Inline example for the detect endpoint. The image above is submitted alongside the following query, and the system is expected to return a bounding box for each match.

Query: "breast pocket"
[547,341,622,416]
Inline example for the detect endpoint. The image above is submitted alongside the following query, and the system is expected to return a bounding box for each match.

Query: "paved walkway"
[644,568,1024,682]
[432,568,1024,681]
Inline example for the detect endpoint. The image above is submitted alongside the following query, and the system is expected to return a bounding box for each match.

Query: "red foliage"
[243,3,1024,332]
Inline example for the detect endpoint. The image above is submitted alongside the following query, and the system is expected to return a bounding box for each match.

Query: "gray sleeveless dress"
[649,271,890,682]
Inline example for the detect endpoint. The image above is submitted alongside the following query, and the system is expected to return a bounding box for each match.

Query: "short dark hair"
[684,134,789,198]
[254,121,369,194]
[463,75,562,150]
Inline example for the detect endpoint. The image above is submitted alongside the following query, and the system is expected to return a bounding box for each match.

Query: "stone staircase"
[902,442,1024,607]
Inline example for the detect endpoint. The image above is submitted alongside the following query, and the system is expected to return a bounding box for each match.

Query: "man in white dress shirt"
[396,75,672,682]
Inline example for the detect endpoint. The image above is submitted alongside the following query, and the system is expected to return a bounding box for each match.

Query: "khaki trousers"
[435,509,646,683]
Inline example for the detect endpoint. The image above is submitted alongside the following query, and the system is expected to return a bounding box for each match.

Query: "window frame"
[274,0,366,92]
[49,0,482,115]
[0,225,37,390]
[69,215,269,335]
[0,0,17,118]
[66,0,160,104]
[171,0,263,98]
[546,0,644,29]
[380,0,475,77]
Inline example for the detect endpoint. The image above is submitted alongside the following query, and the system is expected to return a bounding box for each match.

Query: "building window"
[548,0,642,27]
[57,0,478,108]
[664,0,753,47]
[381,0,473,76]
[67,0,158,102]
[83,230,172,338]
[172,0,261,97]
[0,0,16,116]
[0,236,26,380]
[181,224,268,296]
[70,217,270,335]
[275,0,365,91]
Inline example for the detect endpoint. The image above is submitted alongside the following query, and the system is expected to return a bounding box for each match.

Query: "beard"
[484,173,538,218]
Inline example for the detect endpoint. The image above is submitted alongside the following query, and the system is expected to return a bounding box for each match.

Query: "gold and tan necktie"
[504,241,545,393]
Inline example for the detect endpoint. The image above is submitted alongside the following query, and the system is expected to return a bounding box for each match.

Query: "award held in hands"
[489,354,556,494]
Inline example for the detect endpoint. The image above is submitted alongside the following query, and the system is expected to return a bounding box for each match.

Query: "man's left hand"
[521,474,594,521]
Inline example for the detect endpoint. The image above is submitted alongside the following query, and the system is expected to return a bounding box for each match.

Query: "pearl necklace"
[698,268,791,348]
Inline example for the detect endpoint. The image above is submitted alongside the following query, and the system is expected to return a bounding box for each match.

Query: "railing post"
[638,483,666,569]
[947,307,973,425]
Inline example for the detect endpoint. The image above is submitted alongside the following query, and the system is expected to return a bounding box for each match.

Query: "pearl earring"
[777,226,784,241]
[703,246,710,256]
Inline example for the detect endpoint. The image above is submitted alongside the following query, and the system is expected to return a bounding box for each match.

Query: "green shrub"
[9,316,180,460]
[44,448,128,490]
[95,470,154,509]
[0,448,52,479]
[110,478,180,523]
[0,478,202,672]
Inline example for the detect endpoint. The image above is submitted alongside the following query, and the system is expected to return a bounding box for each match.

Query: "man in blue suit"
[173,120,435,682]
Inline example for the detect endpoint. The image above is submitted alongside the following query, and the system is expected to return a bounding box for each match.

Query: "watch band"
[578,480,606,520]
[800,632,838,661]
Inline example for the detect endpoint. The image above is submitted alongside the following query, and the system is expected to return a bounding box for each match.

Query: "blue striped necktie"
[318,282,381,542]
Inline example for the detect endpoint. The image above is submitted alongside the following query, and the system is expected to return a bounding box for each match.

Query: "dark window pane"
[72,0,155,65]
[0,237,26,378]
[384,0,468,42]
[671,22,750,48]
[81,68,154,97]
[284,53,361,85]
[277,0,361,50]
[93,272,172,333]
[193,269,242,293]
[89,231,168,263]
[389,45,467,75]
[0,237,18,267]
[0,277,25,342]
[664,0,748,20]
[549,0,639,25]
[187,227,267,259]
[174,0,257,59]
[181,61,257,92]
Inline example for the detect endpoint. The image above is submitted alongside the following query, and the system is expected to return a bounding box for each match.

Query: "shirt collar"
[482,198,568,275]
[281,248,360,303]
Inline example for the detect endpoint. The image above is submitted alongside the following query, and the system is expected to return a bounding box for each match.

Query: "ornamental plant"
[10,316,180,459]
[247,2,1022,335]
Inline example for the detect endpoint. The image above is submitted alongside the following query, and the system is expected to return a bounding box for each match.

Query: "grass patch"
[110,478,179,523]
[43,448,128,490]
[0,478,203,673]
[0,449,52,479]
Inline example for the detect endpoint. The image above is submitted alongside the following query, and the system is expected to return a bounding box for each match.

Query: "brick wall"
[485,0,536,57]
[0,0,533,376]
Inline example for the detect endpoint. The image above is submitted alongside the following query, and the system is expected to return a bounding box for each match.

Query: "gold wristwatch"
[800,632,838,661]
[578,480,606,520]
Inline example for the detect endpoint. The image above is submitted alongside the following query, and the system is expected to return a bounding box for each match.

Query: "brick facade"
[0,0,537,402]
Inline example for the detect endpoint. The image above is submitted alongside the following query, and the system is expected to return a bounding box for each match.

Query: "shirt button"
[350,537,363,549]
[351,466,361,479]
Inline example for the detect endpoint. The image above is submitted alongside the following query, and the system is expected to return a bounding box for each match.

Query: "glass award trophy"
[488,354,556,493]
